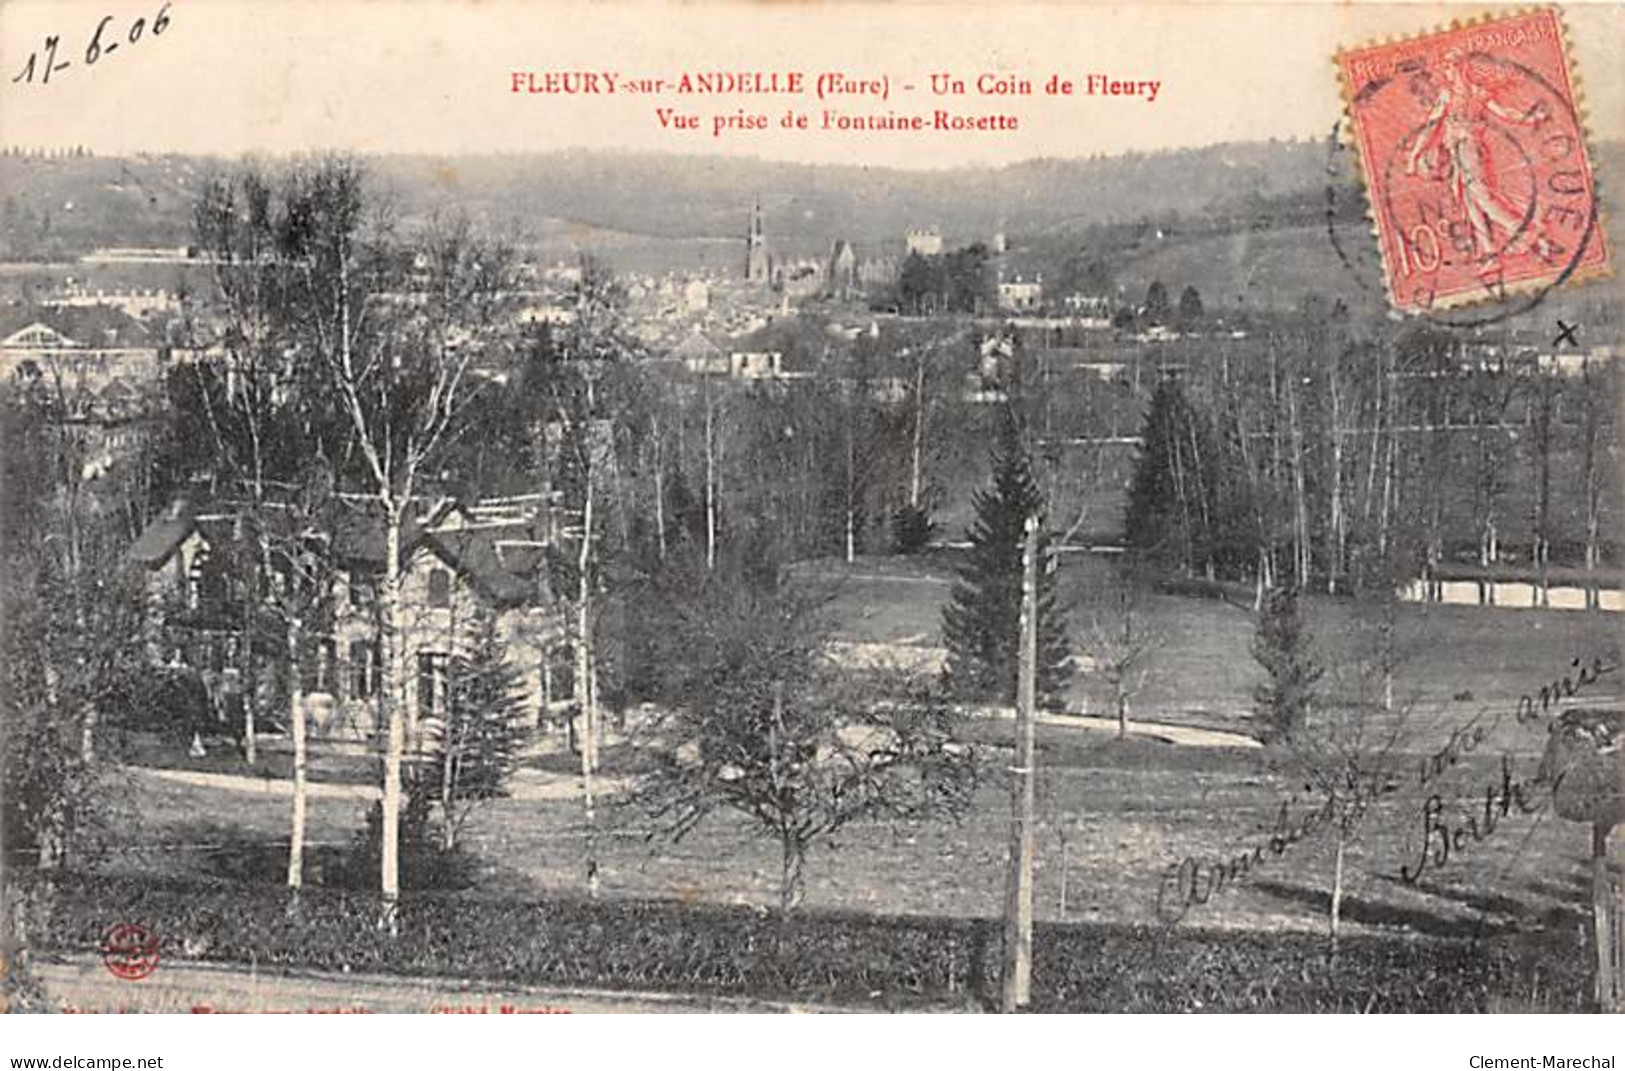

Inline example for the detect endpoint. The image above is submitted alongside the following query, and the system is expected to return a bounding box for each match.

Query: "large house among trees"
[128,492,573,742]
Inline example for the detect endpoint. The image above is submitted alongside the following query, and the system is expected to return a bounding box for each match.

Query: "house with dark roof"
[129,493,572,742]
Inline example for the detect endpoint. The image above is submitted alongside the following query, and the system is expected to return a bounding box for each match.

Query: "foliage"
[630,572,977,911]
[892,504,936,555]
[1082,588,1161,736]
[1251,585,1323,743]
[1123,374,1238,577]
[894,244,995,315]
[103,665,217,743]
[1177,285,1204,328]
[1142,279,1170,325]
[418,616,529,849]
[340,791,480,892]
[1,391,143,871]
[1,654,102,872]
[14,870,1593,1012]
[941,411,1072,706]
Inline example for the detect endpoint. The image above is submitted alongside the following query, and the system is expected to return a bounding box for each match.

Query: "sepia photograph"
[0,0,1622,1036]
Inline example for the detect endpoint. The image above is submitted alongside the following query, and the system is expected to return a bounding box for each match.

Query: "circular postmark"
[101,922,160,981]
[1336,45,1603,328]
[1323,123,1386,300]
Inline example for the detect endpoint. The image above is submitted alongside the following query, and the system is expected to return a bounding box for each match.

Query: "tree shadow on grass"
[1250,879,1520,939]
[1367,872,1592,942]
[1372,868,1593,919]
[1518,877,1591,907]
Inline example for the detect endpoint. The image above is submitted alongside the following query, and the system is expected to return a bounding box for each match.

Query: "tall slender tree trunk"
[845,406,858,564]
[286,615,307,893]
[379,514,406,931]
[41,656,71,865]
[704,381,717,572]
[1328,362,1346,595]
[910,352,927,508]
[1378,427,1396,560]
[1330,829,1346,962]
[1190,426,1215,581]
[244,527,275,767]
[1001,516,1040,1013]
[651,413,667,561]
[1287,379,1311,591]
[1582,368,1601,610]
[576,465,600,899]
[1169,414,1195,576]
[62,479,98,766]
[1361,353,1385,533]
[440,714,460,852]
[1265,341,1288,594]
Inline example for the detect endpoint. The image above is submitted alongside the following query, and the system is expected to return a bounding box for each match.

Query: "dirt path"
[1039,713,1262,748]
[128,766,632,801]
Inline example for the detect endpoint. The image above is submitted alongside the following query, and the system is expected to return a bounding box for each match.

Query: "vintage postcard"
[1,0,1623,1027]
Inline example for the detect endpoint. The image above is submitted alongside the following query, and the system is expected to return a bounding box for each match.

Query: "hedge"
[8,871,1592,1012]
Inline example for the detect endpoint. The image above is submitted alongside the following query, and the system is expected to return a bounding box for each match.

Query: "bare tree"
[632,577,977,912]
[1464,365,1518,603]
[1278,579,1413,959]
[2,391,143,871]
[186,166,350,770]
[285,160,518,926]
[529,255,637,897]
[1527,366,1560,606]
[1577,357,1614,610]
[1084,589,1161,738]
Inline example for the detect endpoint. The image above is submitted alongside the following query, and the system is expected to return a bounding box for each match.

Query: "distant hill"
[0,153,205,261]
[0,141,1336,262]
[4,141,1621,299]
[370,142,1336,251]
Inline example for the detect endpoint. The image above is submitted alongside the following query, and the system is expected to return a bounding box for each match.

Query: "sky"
[1,0,1622,169]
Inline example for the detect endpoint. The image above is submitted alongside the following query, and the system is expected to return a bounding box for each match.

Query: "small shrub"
[105,666,217,743]
[336,792,479,892]
[892,505,935,555]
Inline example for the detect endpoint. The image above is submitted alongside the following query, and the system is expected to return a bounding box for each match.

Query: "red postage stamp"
[1336,8,1610,314]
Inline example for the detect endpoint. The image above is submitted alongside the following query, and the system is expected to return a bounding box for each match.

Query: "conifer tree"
[1125,376,1186,568]
[420,615,527,850]
[1177,285,1204,328]
[1124,374,1221,575]
[1252,585,1323,743]
[1143,279,1170,325]
[941,411,1071,705]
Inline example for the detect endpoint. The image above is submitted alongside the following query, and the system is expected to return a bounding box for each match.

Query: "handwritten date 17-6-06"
[12,5,172,87]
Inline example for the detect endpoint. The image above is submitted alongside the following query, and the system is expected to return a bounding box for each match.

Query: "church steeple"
[745,198,769,284]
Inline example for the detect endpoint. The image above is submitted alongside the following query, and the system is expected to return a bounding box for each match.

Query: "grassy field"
[64,550,1616,1004]
[108,731,381,785]
[807,553,1622,753]
[96,716,1600,954]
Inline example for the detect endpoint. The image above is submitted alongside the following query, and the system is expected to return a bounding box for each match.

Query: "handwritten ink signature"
[1154,652,1615,923]
[1399,755,1558,884]
[1515,656,1616,728]
[11,5,172,87]
[1157,787,1363,925]
[1420,657,1615,789]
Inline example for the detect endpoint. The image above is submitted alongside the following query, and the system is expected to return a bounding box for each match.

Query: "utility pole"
[1002,514,1040,1012]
